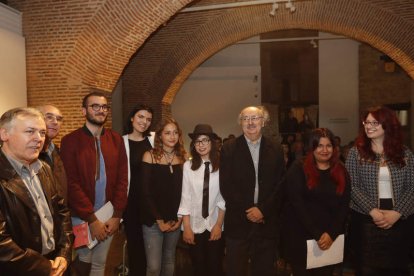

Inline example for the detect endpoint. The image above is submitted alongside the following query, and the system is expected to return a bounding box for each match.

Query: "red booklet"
[72,222,89,248]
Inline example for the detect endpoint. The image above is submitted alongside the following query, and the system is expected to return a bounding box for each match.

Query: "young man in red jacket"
[61,91,128,275]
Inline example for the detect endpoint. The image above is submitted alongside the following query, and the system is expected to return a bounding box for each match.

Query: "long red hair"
[303,128,347,195]
[355,106,405,167]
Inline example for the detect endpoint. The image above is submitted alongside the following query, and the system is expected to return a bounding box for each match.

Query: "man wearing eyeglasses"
[37,104,68,202]
[60,92,128,275]
[220,105,285,276]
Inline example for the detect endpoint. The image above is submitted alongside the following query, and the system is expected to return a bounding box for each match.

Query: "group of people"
[0,91,413,276]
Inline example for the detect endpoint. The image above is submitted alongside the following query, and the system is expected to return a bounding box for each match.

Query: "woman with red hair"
[346,106,414,275]
[282,128,350,275]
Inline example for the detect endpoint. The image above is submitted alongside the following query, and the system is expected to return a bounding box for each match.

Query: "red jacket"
[60,126,128,222]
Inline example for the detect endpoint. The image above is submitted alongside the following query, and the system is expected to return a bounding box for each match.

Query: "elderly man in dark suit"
[220,105,285,276]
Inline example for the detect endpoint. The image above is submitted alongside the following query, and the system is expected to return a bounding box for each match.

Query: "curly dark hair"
[355,106,405,167]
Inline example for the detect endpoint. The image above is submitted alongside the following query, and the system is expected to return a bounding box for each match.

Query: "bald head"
[37,105,63,141]
[238,106,269,142]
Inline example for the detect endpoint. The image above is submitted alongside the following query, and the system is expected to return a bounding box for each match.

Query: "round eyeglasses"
[88,104,110,112]
[241,116,263,123]
[45,113,63,122]
[194,138,211,146]
[362,121,380,127]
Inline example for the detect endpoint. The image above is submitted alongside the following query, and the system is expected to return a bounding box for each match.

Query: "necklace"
[163,149,175,174]
[378,152,387,166]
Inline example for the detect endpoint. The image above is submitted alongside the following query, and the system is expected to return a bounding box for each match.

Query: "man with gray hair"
[0,107,73,275]
[38,104,68,202]
[220,105,285,276]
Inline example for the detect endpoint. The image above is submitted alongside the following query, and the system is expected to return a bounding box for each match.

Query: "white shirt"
[378,165,393,199]
[178,160,225,233]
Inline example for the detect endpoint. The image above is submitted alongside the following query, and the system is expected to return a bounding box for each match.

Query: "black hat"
[188,124,219,140]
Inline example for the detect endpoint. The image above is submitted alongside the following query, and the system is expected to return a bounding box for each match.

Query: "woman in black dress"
[123,104,154,276]
[282,128,350,276]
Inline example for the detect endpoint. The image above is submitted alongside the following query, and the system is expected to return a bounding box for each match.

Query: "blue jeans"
[72,217,113,276]
[76,234,113,276]
[142,224,181,276]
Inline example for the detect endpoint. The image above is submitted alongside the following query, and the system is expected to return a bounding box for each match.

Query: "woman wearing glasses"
[345,106,414,275]
[140,118,186,276]
[178,124,225,276]
[122,104,154,276]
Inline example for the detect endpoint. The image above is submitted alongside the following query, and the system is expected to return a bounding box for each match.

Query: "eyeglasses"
[362,121,380,127]
[194,138,211,146]
[88,104,110,112]
[45,113,63,122]
[241,116,263,123]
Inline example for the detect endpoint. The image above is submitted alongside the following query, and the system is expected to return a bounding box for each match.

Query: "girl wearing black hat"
[178,124,225,276]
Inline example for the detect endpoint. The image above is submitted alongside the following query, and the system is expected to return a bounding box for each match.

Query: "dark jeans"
[225,235,276,276]
[188,230,224,276]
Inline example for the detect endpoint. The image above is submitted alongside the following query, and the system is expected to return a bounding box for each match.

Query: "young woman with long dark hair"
[123,104,154,276]
[178,124,225,276]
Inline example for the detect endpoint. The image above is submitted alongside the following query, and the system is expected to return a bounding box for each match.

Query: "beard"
[86,112,107,126]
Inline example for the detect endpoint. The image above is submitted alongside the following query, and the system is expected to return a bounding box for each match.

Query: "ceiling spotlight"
[269,2,279,16]
[285,0,296,13]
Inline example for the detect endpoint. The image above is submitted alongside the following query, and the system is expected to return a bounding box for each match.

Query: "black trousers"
[290,264,335,276]
[125,225,146,276]
[225,235,277,276]
[188,230,224,276]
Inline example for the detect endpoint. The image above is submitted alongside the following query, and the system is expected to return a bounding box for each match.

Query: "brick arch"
[9,0,192,133]
[157,0,413,109]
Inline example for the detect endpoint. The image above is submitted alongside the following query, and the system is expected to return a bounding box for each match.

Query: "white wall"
[319,33,360,145]
[0,3,26,115]
[172,38,261,149]
[173,33,360,148]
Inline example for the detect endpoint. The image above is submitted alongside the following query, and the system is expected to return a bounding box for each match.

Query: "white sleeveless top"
[378,166,392,199]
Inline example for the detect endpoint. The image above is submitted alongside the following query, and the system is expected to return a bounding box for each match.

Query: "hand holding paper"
[307,234,344,269]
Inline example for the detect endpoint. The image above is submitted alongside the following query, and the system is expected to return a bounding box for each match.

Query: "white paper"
[87,201,114,249]
[306,234,344,269]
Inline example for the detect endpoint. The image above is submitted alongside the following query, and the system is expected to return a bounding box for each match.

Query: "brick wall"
[6,0,414,138]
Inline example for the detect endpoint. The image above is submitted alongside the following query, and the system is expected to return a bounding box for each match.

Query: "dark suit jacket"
[220,135,285,239]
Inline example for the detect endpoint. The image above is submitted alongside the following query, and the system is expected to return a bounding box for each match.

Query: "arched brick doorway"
[8,0,414,135]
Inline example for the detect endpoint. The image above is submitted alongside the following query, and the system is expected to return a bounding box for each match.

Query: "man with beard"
[60,92,128,275]
[219,106,285,276]
[0,107,72,275]
[38,104,68,202]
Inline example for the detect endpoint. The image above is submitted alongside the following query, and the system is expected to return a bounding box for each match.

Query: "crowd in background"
[1,98,414,276]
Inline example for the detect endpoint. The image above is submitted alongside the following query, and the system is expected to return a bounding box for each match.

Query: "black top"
[281,160,350,267]
[140,162,183,226]
[124,138,152,228]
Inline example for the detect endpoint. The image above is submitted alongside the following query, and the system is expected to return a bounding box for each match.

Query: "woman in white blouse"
[178,124,225,276]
